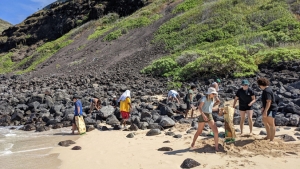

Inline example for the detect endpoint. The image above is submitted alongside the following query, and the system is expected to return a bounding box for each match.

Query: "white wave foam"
[4,133,16,137]
[0,147,53,156]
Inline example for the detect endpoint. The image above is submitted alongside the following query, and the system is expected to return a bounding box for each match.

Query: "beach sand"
[52,124,300,169]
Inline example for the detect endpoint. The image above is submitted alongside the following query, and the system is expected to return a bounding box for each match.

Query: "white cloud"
[30,0,57,7]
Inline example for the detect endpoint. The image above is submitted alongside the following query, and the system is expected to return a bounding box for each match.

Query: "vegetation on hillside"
[142,0,300,80]
[0,19,12,33]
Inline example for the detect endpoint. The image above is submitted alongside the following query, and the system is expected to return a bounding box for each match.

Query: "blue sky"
[0,0,56,25]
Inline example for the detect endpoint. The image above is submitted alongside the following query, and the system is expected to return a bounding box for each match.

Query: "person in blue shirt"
[72,95,83,135]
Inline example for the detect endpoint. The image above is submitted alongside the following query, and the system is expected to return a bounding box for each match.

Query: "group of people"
[71,90,132,134]
[71,77,278,152]
[167,78,278,151]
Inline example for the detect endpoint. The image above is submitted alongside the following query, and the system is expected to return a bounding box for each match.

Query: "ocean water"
[0,126,78,169]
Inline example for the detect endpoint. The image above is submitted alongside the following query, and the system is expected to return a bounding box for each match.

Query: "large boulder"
[100,106,115,118]
[160,105,174,116]
[146,129,161,136]
[284,102,300,115]
[253,116,264,127]
[275,115,289,126]
[289,114,300,126]
[106,115,120,126]
[159,116,175,128]
[85,117,97,125]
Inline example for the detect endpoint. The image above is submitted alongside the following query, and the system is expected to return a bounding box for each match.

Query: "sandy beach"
[52,122,300,169]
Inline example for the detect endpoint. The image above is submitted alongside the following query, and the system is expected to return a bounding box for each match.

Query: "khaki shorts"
[198,113,213,122]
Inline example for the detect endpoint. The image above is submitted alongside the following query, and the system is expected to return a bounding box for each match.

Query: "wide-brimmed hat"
[206,87,218,95]
[241,79,250,85]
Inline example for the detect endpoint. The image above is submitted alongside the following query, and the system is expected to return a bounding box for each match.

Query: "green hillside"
[0,19,12,33]
[141,0,300,80]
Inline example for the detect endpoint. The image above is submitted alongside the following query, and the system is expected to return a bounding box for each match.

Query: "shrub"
[141,58,178,76]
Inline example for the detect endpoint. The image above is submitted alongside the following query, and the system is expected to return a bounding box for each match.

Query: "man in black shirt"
[257,78,278,142]
[233,79,256,135]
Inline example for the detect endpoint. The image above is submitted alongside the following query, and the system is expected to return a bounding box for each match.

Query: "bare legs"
[262,116,275,141]
[72,123,77,134]
[191,121,219,151]
[239,110,253,134]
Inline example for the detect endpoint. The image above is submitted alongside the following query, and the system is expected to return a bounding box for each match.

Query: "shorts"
[267,111,276,118]
[198,113,213,122]
[72,116,77,124]
[239,105,253,111]
[121,111,130,119]
[186,102,192,110]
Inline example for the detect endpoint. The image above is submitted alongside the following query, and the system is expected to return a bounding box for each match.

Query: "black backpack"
[183,93,189,103]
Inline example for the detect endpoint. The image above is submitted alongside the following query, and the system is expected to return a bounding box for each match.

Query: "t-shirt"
[120,97,131,113]
[186,89,194,102]
[168,90,178,98]
[74,100,83,116]
[262,87,278,112]
[200,96,214,114]
[235,88,255,106]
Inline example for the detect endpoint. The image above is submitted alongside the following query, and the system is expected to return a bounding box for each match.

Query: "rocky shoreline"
[0,61,299,134]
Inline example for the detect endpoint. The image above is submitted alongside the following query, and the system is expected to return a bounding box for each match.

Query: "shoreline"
[51,124,300,169]
[0,126,79,169]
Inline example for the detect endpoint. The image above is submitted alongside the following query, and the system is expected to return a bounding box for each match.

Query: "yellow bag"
[222,106,236,140]
[75,116,86,135]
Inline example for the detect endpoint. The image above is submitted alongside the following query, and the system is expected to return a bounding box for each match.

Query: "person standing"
[257,78,278,142]
[118,90,132,128]
[72,95,83,135]
[184,85,197,118]
[167,90,180,104]
[210,79,221,105]
[191,87,220,151]
[233,79,256,135]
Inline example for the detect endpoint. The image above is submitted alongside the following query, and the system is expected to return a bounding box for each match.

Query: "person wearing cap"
[210,79,221,105]
[167,90,180,104]
[191,87,220,151]
[257,78,278,142]
[72,95,83,135]
[233,79,256,135]
[111,95,118,107]
[89,98,101,113]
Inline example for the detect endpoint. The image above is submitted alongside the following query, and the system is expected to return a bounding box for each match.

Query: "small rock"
[295,127,300,131]
[186,130,194,134]
[294,132,300,136]
[200,133,207,136]
[146,129,161,136]
[129,124,139,131]
[173,134,182,138]
[58,140,76,147]
[180,158,201,168]
[297,137,300,140]
[259,130,267,135]
[163,140,170,143]
[276,128,280,132]
[281,134,296,142]
[158,147,173,151]
[113,125,122,130]
[235,129,241,132]
[126,133,134,138]
[284,127,291,130]
[86,125,95,132]
[101,126,109,131]
[72,146,82,150]
[123,128,130,131]
[9,127,16,130]
[165,131,175,136]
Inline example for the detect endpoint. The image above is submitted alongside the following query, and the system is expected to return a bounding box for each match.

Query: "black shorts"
[267,111,276,118]
[239,105,253,111]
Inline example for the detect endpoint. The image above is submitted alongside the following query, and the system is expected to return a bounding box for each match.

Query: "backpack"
[183,93,189,103]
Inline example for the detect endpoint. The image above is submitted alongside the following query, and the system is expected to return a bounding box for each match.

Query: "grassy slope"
[0,19,12,33]
[0,0,172,74]
[142,0,300,80]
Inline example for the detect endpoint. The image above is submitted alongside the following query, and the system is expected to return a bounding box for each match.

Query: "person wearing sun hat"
[191,87,221,151]
[233,79,256,135]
